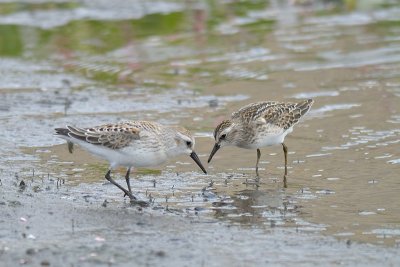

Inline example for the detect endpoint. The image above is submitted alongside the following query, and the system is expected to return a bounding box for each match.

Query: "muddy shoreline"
[1,174,399,267]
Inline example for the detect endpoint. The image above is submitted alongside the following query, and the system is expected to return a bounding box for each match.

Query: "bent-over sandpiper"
[208,99,314,187]
[55,121,207,204]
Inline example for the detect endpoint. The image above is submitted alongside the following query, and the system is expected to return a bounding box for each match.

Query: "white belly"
[64,137,168,169]
[242,127,292,149]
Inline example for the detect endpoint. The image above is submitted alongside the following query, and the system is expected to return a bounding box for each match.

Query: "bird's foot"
[129,199,150,207]
[124,192,149,207]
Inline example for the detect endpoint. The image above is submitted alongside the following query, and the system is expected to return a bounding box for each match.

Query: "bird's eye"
[186,141,192,146]
[220,134,226,140]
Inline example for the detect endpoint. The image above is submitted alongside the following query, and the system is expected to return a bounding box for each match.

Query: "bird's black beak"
[190,151,207,174]
[207,143,220,163]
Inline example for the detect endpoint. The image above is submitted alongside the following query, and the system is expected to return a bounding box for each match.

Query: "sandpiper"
[55,121,207,204]
[208,99,314,187]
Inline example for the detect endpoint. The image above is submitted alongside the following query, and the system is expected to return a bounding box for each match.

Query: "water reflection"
[212,188,298,227]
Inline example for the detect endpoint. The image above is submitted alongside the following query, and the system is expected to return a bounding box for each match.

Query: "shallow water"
[1,0,400,265]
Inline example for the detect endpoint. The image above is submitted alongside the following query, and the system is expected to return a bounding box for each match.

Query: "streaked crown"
[213,120,233,140]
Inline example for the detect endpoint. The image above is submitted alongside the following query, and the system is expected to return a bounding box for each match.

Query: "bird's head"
[174,128,207,174]
[208,120,238,163]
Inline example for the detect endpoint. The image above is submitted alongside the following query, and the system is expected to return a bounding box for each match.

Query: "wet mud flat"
[1,0,400,266]
[1,173,400,267]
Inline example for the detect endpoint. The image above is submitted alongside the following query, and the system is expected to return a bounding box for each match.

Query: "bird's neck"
[163,128,184,157]
[228,123,248,146]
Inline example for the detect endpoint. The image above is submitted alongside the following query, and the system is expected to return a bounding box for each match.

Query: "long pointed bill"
[190,151,207,174]
[208,143,220,163]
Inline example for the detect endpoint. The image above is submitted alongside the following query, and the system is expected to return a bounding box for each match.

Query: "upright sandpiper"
[55,121,207,204]
[208,99,314,187]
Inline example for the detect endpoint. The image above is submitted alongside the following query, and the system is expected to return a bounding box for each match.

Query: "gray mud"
[1,176,399,267]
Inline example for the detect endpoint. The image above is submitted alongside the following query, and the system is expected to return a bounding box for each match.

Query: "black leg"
[282,143,288,188]
[105,170,137,200]
[256,148,261,177]
[125,167,132,193]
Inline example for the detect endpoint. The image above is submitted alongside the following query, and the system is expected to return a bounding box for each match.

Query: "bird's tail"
[54,127,74,153]
[55,127,70,137]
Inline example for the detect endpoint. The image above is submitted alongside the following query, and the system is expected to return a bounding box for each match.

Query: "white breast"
[245,126,293,149]
[65,137,168,169]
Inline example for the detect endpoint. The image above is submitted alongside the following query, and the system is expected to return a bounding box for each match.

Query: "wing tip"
[298,98,314,116]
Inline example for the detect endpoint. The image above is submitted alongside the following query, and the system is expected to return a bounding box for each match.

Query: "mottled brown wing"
[233,99,313,130]
[232,101,279,123]
[66,123,141,149]
[263,99,313,129]
[263,103,299,129]
[123,121,161,133]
